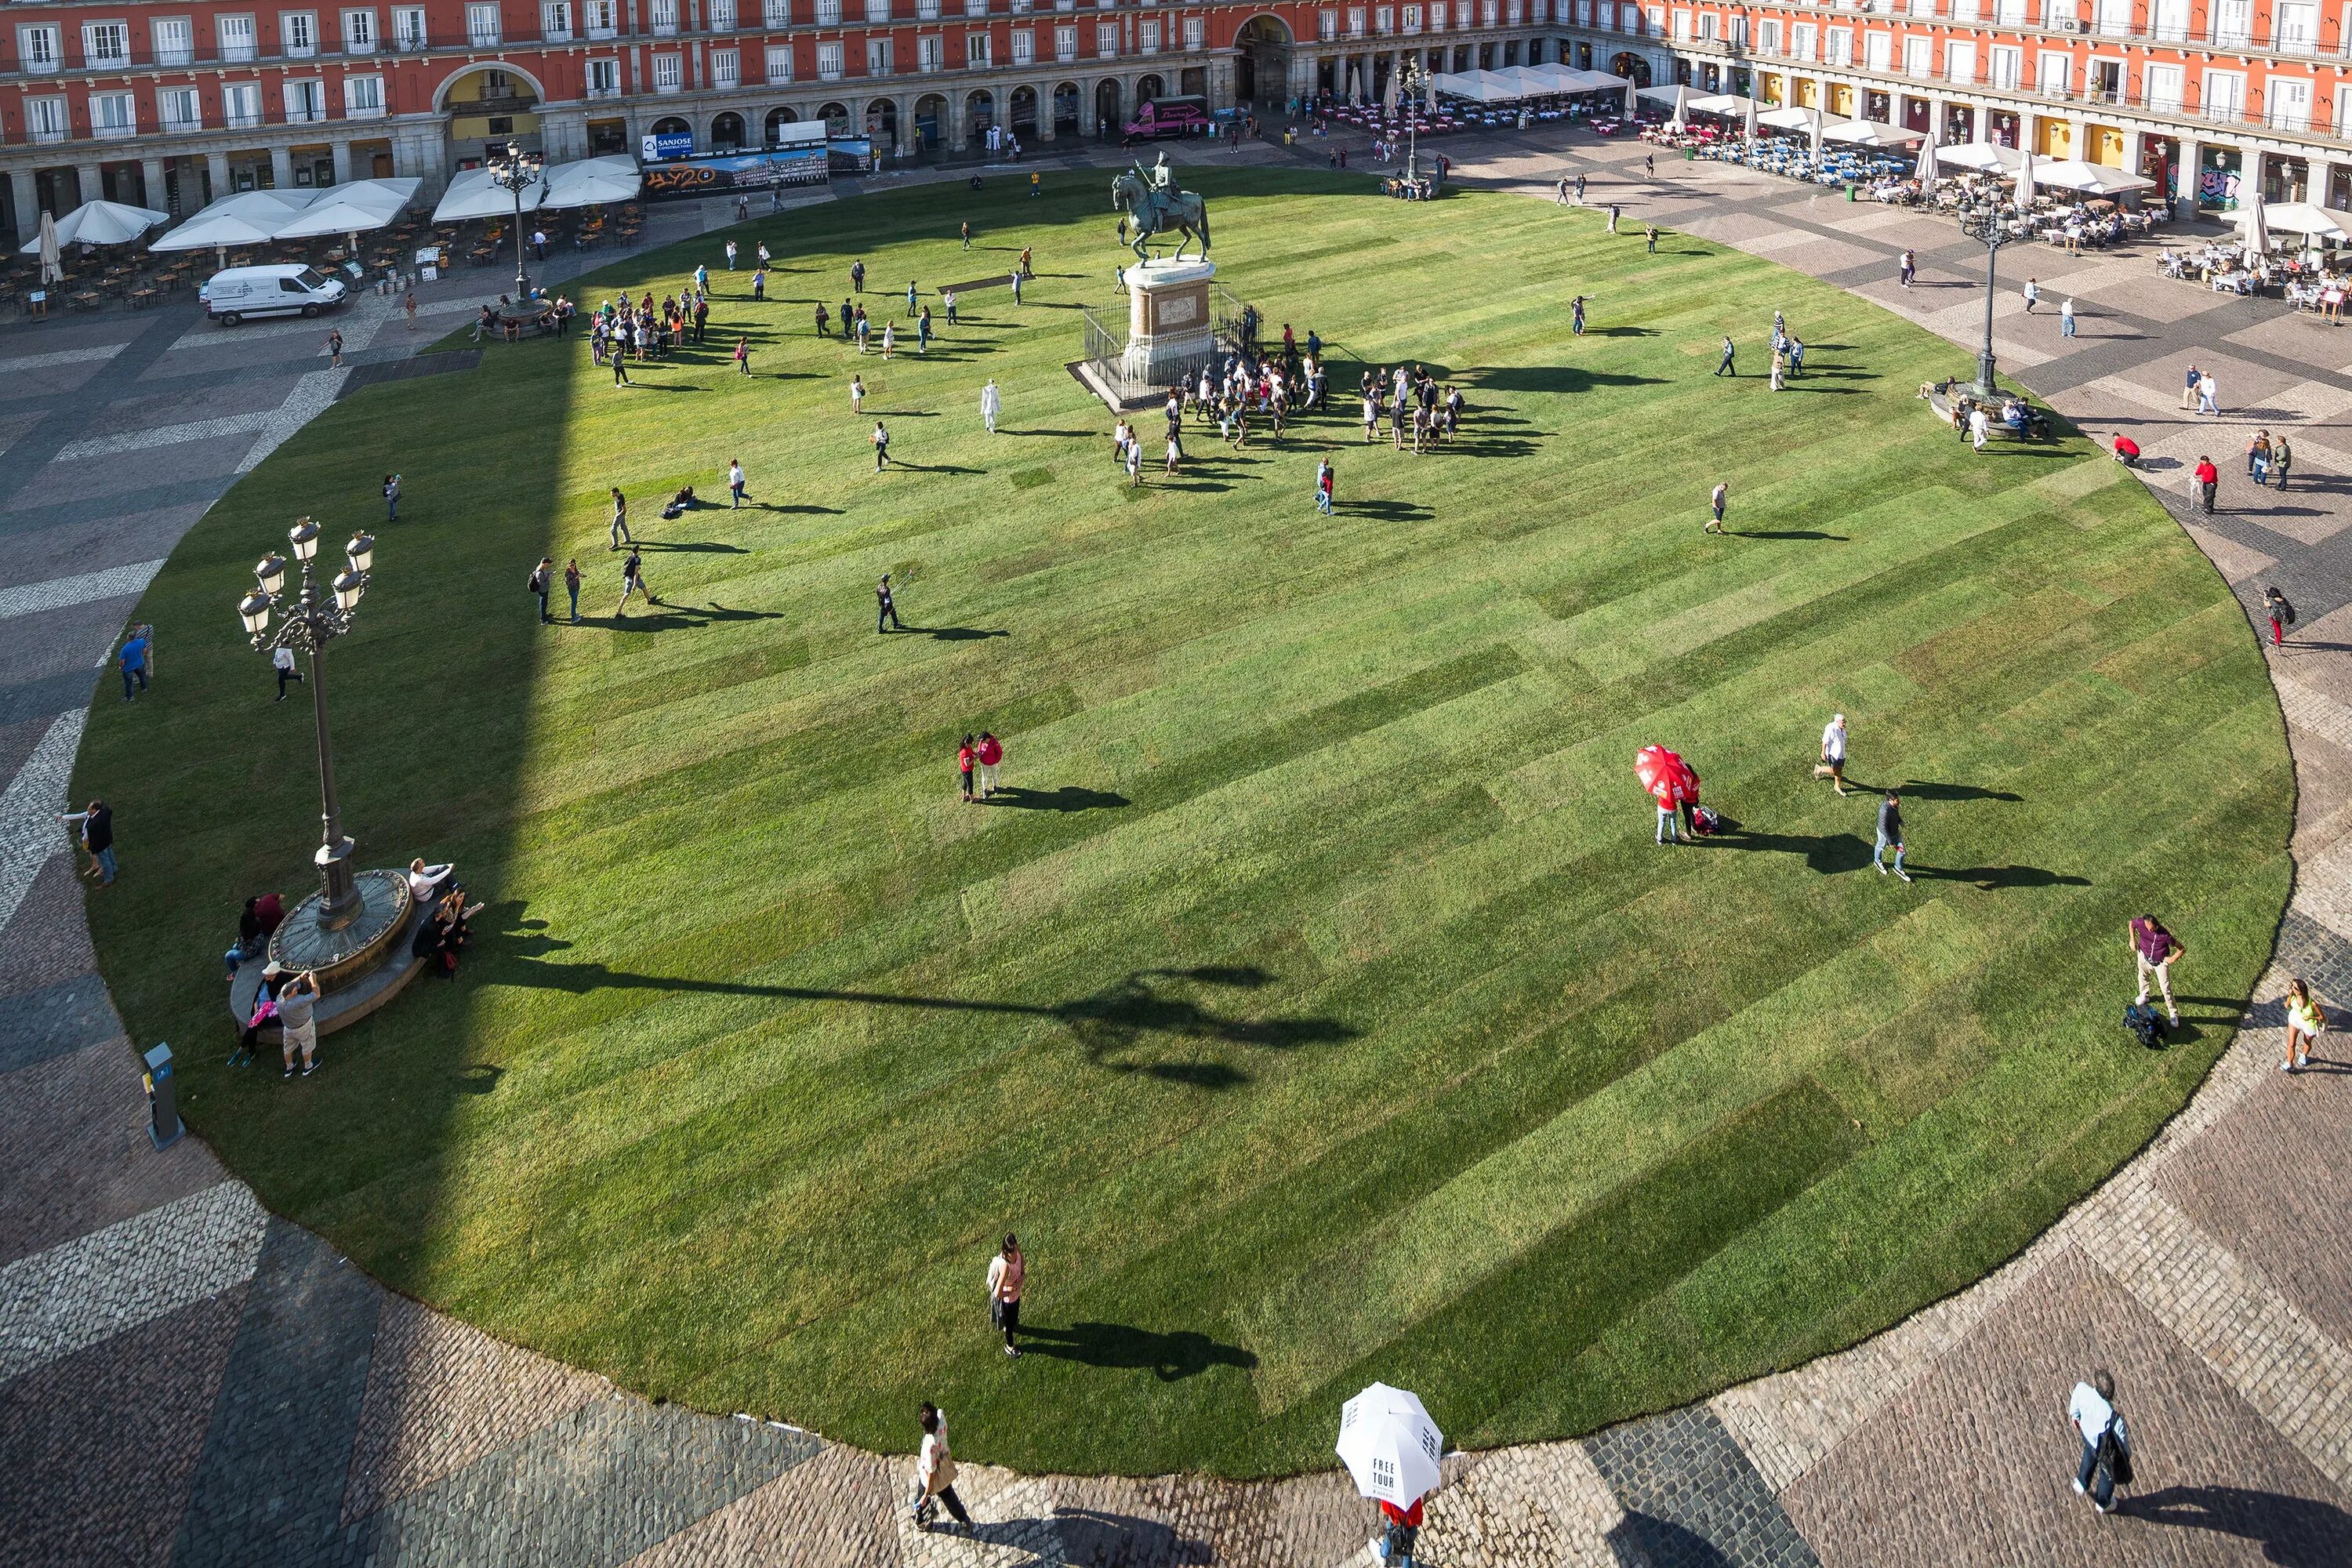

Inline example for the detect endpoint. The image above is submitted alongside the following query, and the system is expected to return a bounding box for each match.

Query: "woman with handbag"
[2284,978,2325,1073]
[908,1403,974,1535]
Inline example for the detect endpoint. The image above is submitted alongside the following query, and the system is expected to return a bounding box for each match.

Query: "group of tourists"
[1359,364,1465,452]
[591,287,710,383]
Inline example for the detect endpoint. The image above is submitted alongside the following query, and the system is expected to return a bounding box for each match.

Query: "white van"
[201,263,348,325]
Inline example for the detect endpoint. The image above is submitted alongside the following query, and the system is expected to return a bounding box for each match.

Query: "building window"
[17,25,62,72]
[154,16,197,66]
[919,0,941,16]
[82,22,132,65]
[816,38,844,75]
[2143,61,2182,109]
[965,28,989,61]
[710,0,737,26]
[223,82,263,124]
[219,14,260,60]
[918,31,943,66]
[1508,0,1524,22]
[1096,19,1117,51]
[588,54,621,92]
[761,42,790,78]
[815,0,840,20]
[867,34,892,70]
[282,12,319,55]
[866,0,891,20]
[2274,0,2318,50]
[160,85,203,129]
[2038,0,2074,28]
[464,2,501,43]
[1055,22,1076,55]
[1824,26,1850,63]
[649,0,680,32]
[1011,25,1034,58]
[652,50,683,85]
[26,96,71,141]
[2034,51,2068,96]
[1348,5,1367,32]
[585,0,619,36]
[1860,27,1886,67]
[1789,21,1814,58]
[1988,43,2020,87]
[1141,17,1160,47]
[392,6,428,47]
[712,44,739,81]
[1903,35,1929,75]
[1319,9,1338,38]
[1376,4,1394,30]
[2201,67,2244,119]
[1671,9,1690,38]
[1183,13,1202,43]
[966,0,987,13]
[2209,0,2251,45]
[1944,39,1973,81]
[1697,11,1717,38]
[764,0,792,22]
[345,72,385,112]
[286,78,325,119]
[90,90,137,136]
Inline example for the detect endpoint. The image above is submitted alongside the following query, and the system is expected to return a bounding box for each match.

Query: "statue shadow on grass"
[497,941,1352,1091]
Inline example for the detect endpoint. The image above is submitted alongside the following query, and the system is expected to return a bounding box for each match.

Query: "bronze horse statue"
[1112,169,1211,263]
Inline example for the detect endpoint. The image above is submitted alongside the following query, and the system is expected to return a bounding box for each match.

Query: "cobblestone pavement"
[5,129,2351,1566]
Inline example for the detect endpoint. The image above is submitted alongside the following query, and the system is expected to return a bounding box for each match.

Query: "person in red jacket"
[2194,455,2219,515]
[958,735,977,803]
[1375,1494,1425,1565]
[975,731,1004,799]
[2112,434,2140,466]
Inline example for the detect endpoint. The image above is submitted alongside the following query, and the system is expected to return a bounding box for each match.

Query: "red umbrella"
[1635,746,1686,806]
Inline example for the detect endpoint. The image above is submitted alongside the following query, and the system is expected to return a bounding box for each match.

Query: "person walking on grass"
[851,259,866,293]
[273,644,303,702]
[877,572,902,633]
[2068,1371,2132,1515]
[728,459,747,509]
[981,377,1000,434]
[1010,268,1024,304]
[961,219,973,250]
[612,343,632,387]
[383,472,401,523]
[1317,457,1335,514]
[725,239,739,270]
[733,335,752,375]
[564,558,582,623]
[851,374,866,415]
[617,549,654,617]
[61,798,115,887]
[2283,977,2325,1072]
[1814,713,1849,793]
[2265,584,2295,647]
[1571,295,1588,336]
[976,731,1002,797]
[117,627,149,702]
[1969,403,1991,453]
[609,488,632,550]
[1706,481,1727,535]
[1714,336,1736,376]
[2195,455,2220,515]
[1646,223,1659,254]
[1126,435,1145,487]
[873,419,892,471]
[2130,914,2183,1029]
[751,265,767,303]
[909,1403,974,1535]
[277,969,320,1079]
[529,557,554,624]
[1875,790,1911,880]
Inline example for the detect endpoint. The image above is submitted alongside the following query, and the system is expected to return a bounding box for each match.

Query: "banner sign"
[641,131,695,162]
[642,147,829,200]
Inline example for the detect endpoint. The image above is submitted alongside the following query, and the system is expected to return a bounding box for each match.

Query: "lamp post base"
[1969,348,2001,401]
[269,867,415,993]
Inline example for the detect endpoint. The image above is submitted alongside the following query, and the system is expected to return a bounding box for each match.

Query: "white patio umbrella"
[2031,159,2157,196]
[1666,83,1691,131]
[2016,147,2038,201]
[34,211,62,285]
[1936,141,2025,174]
[1622,79,1638,118]
[270,176,419,242]
[543,156,643,209]
[147,209,283,269]
[1756,106,1817,131]
[1338,1383,1444,1508]
[2240,200,2351,242]
[1914,139,1940,183]
[432,167,547,222]
[2245,188,2272,254]
[1385,64,1400,116]
[1742,96,1759,143]
[1809,103,1825,155]
[20,198,170,251]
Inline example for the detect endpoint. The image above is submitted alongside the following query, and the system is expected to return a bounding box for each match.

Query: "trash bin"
[1846,183,1857,201]
[143,1042,183,1149]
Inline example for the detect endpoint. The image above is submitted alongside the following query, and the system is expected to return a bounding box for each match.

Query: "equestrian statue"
[1112,153,1211,263]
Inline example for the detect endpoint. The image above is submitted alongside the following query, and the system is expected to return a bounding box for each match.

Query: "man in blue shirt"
[118,631,149,702]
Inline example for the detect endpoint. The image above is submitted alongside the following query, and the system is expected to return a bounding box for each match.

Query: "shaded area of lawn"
[77,170,2292,1477]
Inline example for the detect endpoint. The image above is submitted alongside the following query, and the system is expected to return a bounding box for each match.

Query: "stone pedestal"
[1121,257,1216,387]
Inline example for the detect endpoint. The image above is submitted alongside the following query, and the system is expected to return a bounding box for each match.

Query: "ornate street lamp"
[1399,57,1429,187]
[486,141,544,301]
[240,518,373,931]
[1955,194,2021,398]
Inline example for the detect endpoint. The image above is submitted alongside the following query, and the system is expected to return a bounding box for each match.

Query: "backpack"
[2277,595,2298,626]
[1690,805,1722,837]
[2106,1413,2134,1486]
[2123,1003,2167,1050]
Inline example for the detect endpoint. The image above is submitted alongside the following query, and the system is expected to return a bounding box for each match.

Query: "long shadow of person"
[1907,864,2090,890]
[981,785,1129,811]
[2118,1484,2352,1567]
[1012,1320,1257,1381]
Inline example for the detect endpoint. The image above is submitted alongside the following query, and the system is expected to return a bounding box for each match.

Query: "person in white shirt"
[2068,1370,2129,1512]
[908,1403,974,1534]
[406,858,451,906]
[1813,713,1848,795]
[980,378,1000,434]
[985,1233,1025,1356]
[1969,405,1991,452]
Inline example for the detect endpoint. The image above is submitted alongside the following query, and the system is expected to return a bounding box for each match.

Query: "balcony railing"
[223,108,264,127]
[28,122,71,142]
[91,120,138,139]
